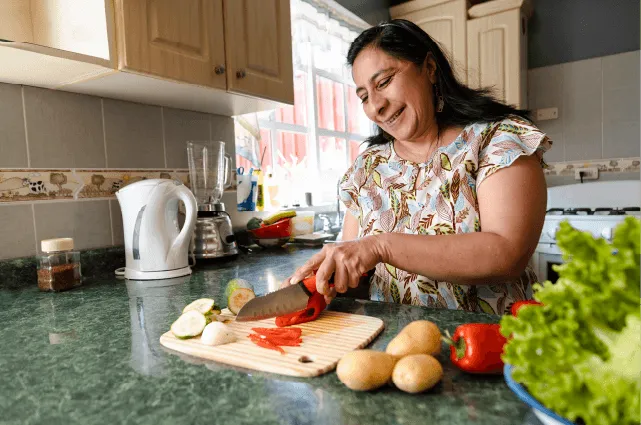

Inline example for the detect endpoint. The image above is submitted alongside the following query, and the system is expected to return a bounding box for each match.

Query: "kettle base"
[124,266,192,281]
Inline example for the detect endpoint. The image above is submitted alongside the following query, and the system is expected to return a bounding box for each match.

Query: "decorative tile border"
[0,169,237,203]
[544,157,640,176]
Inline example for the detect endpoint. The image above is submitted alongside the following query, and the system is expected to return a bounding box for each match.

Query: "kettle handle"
[168,184,197,262]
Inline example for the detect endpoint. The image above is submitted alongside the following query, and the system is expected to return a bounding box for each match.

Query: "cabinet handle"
[214,65,225,75]
[236,69,247,79]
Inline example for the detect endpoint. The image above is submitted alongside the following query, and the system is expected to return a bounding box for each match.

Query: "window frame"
[257,39,370,185]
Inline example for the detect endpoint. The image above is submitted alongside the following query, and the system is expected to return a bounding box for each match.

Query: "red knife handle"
[275,291,327,327]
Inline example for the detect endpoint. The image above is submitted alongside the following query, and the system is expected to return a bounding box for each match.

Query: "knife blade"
[235,278,317,322]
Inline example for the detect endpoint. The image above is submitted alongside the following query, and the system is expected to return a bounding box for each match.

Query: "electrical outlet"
[575,167,599,181]
[535,107,558,121]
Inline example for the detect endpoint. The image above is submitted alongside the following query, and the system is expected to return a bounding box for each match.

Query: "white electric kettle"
[116,179,197,280]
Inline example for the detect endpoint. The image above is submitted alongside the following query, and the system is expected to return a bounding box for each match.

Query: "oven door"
[531,243,563,283]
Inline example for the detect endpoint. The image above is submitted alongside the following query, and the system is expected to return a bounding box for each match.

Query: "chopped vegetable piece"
[183,298,217,315]
[225,279,256,314]
[171,311,207,339]
[248,335,286,355]
[247,327,303,354]
[200,322,236,346]
[251,327,302,339]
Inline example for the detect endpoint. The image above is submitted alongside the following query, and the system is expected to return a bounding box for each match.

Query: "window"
[235,0,372,208]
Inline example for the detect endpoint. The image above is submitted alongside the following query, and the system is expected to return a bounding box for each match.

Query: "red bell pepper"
[510,300,543,316]
[275,291,327,327]
[442,323,507,374]
[274,271,369,327]
[275,274,328,327]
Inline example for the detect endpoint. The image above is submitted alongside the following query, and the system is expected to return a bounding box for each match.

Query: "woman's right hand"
[280,236,384,304]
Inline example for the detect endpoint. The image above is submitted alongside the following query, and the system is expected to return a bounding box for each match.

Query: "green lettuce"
[500,217,640,425]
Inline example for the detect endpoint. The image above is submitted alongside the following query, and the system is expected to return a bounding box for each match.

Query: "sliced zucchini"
[182,298,216,315]
[225,280,255,314]
[171,311,207,339]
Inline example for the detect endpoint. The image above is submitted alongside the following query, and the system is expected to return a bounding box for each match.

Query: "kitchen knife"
[235,275,330,322]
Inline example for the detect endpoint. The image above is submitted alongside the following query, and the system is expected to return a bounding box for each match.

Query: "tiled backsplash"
[0,82,237,260]
[0,169,190,202]
[2,46,640,261]
[529,50,640,162]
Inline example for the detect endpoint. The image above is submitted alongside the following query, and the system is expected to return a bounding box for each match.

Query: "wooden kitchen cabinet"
[0,0,294,115]
[223,0,294,104]
[466,0,531,109]
[390,0,468,83]
[114,0,227,89]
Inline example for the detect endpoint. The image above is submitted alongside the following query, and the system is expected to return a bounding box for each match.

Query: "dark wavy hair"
[347,19,530,146]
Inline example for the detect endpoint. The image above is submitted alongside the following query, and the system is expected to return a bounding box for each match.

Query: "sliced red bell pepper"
[275,291,327,327]
[251,327,303,339]
[248,335,286,355]
[442,323,507,374]
[510,300,543,316]
[261,337,302,346]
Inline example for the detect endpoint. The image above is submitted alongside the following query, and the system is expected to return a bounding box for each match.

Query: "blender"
[187,141,239,259]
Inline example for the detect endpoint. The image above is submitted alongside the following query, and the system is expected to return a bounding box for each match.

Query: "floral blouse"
[339,116,553,315]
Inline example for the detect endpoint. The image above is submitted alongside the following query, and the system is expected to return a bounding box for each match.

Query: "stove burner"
[546,207,640,216]
[546,208,593,216]
[569,208,592,215]
[595,207,640,216]
[546,208,565,215]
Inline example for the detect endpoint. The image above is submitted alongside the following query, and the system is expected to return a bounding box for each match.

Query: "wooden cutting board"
[159,311,385,377]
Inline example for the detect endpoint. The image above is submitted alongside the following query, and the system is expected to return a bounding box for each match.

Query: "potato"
[385,320,442,358]
[336,350,396,391]
[392,354,443,393]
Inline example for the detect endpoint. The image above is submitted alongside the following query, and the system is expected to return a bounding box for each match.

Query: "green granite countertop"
[0,246,542,425]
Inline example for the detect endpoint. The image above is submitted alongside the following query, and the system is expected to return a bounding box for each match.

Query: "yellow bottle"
[256,169,265,211]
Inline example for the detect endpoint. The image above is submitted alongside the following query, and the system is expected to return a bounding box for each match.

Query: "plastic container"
[290,211,315,236]
[37,238,82,292]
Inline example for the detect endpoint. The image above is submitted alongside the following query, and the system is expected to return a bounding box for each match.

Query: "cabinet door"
[114,0,226,89]
[390,0,467,83]
[223,0,294,104]
[467,9,526,108]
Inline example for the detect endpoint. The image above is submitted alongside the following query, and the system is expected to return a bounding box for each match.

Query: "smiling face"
[353,47,437,142]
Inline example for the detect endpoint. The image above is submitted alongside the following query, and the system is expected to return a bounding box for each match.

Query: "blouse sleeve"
[338,156,365,221]
[476,116,553,188]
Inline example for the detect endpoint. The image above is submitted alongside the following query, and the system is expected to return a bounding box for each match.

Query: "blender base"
[191,209,239,260]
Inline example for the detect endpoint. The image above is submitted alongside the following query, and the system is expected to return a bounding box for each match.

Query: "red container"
[249,218,292,239]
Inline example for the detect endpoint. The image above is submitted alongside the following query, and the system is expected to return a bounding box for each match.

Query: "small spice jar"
[37,238,82,292]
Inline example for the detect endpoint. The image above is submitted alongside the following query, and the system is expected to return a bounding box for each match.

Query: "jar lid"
[41,238,74,252]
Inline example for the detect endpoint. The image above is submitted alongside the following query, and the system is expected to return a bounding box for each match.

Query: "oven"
[530,243,563,283]
[531,180,641,284]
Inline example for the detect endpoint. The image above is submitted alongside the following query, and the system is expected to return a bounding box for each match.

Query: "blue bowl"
[504,364,577,425]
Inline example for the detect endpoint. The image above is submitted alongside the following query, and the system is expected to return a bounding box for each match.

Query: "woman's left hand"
[285,236,384,304]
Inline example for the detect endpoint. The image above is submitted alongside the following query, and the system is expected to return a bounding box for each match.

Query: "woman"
[285,19,552,314]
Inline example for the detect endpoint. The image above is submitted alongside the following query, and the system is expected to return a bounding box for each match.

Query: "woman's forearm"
[373,232,530,285]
